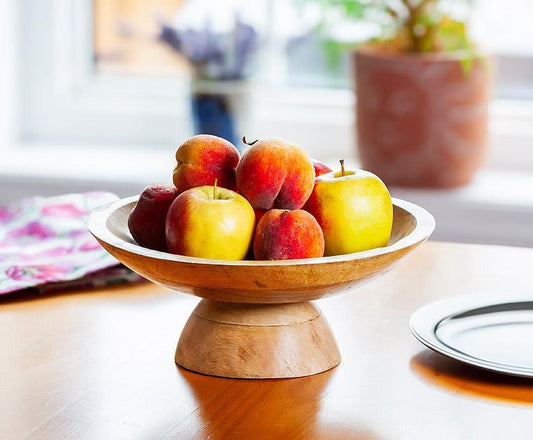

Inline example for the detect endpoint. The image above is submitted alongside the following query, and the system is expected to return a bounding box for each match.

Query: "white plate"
[410,294,533,378]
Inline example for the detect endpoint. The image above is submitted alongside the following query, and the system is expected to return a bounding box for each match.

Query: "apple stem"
[242,136,258,146]
[213,178,218,199]
[340,159,345,177]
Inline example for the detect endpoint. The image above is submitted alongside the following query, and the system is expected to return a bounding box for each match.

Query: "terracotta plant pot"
[354,49,492,188]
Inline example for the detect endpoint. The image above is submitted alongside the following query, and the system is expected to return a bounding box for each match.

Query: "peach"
[253,208,267,226]
[173,134,240,192]
[128,184,181,251]
[302,159,332,213]
[253,209,325,260]
[311,159,332,177]
[236,139,315,210]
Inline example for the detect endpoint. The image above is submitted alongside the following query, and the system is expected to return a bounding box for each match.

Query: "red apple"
[253,209,325,260]
[236,138,315,210]
[172,134,240,192]
[166,184,255,260]
[128,184,181,251]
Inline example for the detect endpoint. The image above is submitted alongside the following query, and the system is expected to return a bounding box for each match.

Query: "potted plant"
[311,0,492,187]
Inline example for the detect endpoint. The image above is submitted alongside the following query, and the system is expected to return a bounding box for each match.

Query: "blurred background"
[0,0,532,246]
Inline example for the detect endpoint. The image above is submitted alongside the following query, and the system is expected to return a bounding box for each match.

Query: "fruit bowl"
[88,196,435,379]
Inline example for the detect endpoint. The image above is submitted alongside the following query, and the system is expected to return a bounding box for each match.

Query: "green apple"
[165,182,255,260]
[304,161,393,256]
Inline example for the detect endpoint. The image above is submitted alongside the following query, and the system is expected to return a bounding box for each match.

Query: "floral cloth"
[0,192,141,295]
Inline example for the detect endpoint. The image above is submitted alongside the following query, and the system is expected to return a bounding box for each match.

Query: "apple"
[166,182,255,260]
[236,138,315,210]
[253,209,325,260]
[311,159,332,177]
[172,134,240,193]
[305,161,393,256]
[128,184,181,251]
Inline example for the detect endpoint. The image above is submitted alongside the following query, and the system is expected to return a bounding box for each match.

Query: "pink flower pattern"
[20,247,72,260]
[7,221,56,241]
[41,203,87,218]
[6,264,71,283]
[78,239,102,252]
[0,205,21,224]
[0,192,123,294]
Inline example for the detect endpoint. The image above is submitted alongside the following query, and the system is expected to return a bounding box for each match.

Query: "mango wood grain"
[176,300,341,378]
[88,196,435,304]
[3,242,533,440]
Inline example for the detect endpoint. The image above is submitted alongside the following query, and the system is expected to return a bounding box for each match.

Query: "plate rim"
[410,293,533,378]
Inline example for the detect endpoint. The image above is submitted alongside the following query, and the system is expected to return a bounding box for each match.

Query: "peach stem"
[242,136,258,146]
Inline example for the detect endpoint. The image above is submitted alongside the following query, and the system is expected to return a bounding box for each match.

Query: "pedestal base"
[175,300,341,379]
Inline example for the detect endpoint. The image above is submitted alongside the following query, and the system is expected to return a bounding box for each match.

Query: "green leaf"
[435,15,470,52]
[460,56,473,75]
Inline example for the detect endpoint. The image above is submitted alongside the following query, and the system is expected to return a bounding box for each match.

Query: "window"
[93,0,190,78]
[14,0,533,170]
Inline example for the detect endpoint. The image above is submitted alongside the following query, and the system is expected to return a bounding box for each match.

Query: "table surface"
[2,241,533,440]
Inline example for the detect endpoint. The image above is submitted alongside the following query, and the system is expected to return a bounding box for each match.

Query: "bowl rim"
[87,195,435,267]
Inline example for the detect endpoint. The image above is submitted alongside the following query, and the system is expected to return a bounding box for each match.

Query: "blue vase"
[191,93,238,147]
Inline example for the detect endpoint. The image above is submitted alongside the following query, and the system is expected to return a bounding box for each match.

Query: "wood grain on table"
[2,241,533,440]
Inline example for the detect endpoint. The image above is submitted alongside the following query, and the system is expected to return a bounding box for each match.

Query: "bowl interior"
[89,197,434,303]
[108,201,417,249]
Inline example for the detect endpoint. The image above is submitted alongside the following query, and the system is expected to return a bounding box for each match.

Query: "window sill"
[1,143,532,248]
[389,172,533,248]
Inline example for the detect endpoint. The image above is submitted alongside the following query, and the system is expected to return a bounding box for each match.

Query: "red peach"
[253,208,267,226]
[173,134,240,192]
[236,139,315,210]
[303,160,333,213]
[128,184,180,251]
[253,209,325,260]
[311,159,332,177]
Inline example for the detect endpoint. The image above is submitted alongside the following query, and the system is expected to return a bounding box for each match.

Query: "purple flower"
[159,19,258,80]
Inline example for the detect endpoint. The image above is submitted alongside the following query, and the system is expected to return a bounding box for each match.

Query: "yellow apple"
[165,183,255,260]
[304,162,393,256]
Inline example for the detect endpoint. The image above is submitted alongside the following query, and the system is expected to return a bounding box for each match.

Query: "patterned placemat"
[0,192,143,295]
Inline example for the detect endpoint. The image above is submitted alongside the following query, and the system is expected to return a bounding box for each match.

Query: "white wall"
[0,0,17,148]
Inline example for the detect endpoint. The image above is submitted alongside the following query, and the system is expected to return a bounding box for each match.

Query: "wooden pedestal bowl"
[88,196,435,379]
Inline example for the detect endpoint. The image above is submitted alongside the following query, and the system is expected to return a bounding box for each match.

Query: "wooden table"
[2,241,533,440]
